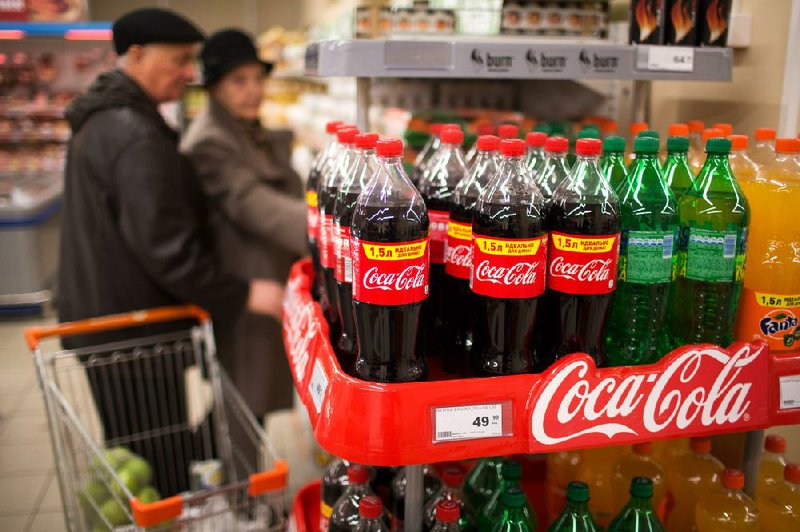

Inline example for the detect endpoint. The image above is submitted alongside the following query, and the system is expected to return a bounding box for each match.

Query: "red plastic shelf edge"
[282,259,800,466]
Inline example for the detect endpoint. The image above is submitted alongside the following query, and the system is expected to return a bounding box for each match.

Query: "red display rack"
[283,259,800,467]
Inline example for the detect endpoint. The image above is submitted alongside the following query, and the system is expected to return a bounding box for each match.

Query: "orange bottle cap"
[728,135,749,150]
[633,442,653,455]
[690,437,712,454]
[603,119,618,133]
[755,127,776,141]
[713,123,734,136]
[702,128,724,142]
[775,138,800,154]
[765,434,787,453]
[688,119,704,133]
[630,122,648,135]
[721,468,745,490]
[668,123,689,137]
[785,463,800,485]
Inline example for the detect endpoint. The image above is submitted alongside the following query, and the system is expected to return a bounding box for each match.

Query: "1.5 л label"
[306,191,319,242]
[683,228,741,282]
[333,223,352,283]
[319,214,335,269]
[736,288,800,352]
[429,210,450,265]
[352,238,430,305]
[547,232,620,294]
[620,229,676,284]
[445,220,472,280]
[470,234,548,299]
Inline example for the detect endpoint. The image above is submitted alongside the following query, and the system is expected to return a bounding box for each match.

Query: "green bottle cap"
[706,137,732,154]
[566,481,590,503]
[583,124,600,132]
[629,477,654,498]
[500,487,526,508]
[603,136,626,153]
[578,129,600,139]
[634,137,659,154]
[501,460,522,480]
[638,129,660,140]
[533,124,551,135]
[667,136,690,152]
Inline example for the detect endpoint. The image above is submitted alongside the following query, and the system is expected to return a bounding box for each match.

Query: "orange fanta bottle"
[612,442,668,517]
[666,437,724,532]
[758,463,800,530]
[696,469,759,531]
[728,135,760,183]
[578,445,629,528]
[758,434,788,494]
[749,127,777,167]
[546,451,581,525]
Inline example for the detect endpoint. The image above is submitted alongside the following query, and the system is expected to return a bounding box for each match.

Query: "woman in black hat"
[181,29,307,421]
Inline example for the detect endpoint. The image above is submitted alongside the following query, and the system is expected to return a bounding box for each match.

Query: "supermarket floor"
[0,313,324,532]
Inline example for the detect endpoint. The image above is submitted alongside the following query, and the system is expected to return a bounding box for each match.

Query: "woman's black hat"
[201,29,274,87]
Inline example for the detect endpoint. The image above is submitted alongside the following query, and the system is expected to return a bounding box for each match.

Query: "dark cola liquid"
[541,201,620,369]
[319,184,342,330]
[307,167,324,300]
[472,202,543,376]
[352,205,428,383]
[333,191,361,372]
[419,192,454,358]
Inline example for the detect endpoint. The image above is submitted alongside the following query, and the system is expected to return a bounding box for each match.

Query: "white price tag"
[308,359,328,414]
[646,46,694,72]
[779,375,800,410]
[434,403,504,442]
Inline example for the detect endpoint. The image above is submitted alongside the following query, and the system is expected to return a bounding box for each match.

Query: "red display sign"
[429,210,450,265]
[445,220,472,280]
[334,223,352,284]
[319,214,335,269]
[547,232,620,295]
[470,233,548,299]
[306,192,320,242]
[351,238,430,306]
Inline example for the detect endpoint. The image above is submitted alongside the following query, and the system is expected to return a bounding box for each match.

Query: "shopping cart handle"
[24,305,211,350]
[248,459,289,496]
[130,495,183,528]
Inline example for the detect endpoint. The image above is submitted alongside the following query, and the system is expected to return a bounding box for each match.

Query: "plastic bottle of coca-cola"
[351,138,430,382]
[470,138,547,376]
[417,123,461,190]
[333,132,380,373]
[308,120,343,298]
[525,131,547,176]
[412,123,444,188]
[541,138,621,369]
[319,126,359,331]
[465,122,497,165]
[443,135,500,375]
[420,127,468,359]
[536,137,571,206]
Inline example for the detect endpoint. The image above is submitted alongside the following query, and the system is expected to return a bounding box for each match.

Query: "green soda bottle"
[600,136,628,191]
[464,457,503,517]
[605,137,679,365]
[479,461,536,532]
[661,136,695,197]
[491,488,537,532]
[607,477,665,532]
[548,482,601,532]
[670,138,750,347]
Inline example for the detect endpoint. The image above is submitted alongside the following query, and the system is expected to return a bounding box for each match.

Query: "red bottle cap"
[728,134,749,150]
[690,437,712,454]
[336,123,357,133]
[442,465,465,487]
[337,127,359,144]
[498,124,520,139]
[575,138,602,156]
[355,133,380,149]
[442,123,462,133]
[633,442,653,455]
[325,120,343,134]
[500,138,525,157]
[765,434,787,453]
[629,121,648,136]
[713,123,734,136]
[435,500,459,523]
[755,127,776,141]
[668,123,690,137]
[785,463,800,485]
[441,128,464,145]
[359,496,383,519]
[348,464,369,484]
[376,138,403,157]
[544,136,569,153]
[775,138,800,154]
[721,468,745,490]
[526,131,547,147]
[688,119,704,133]
[476,122,496,136]
[429,123,444,136]
[702,127,724,143]
[476,135,500,152]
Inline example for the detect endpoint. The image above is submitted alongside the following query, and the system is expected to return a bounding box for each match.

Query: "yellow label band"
[306,191,318,208]
[362,240,427,261]
[320,502,333,518]
[551,234,615,253]
[475,237,542,256]
[448,221,472,241]
[755,292,800,308]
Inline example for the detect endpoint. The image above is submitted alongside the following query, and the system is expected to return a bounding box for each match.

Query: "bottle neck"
[776,152,799,163]
[574,153,600,165]
[566,499,591,515]
[699,152,734,179]
[501,505,528,524]
[667,150,689,160]
[627,495,654,511]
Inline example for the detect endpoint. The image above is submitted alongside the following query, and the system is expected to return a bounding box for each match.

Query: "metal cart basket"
[25,306,288,531]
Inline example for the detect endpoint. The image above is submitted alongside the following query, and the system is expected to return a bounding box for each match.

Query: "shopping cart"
[25,306,289,531]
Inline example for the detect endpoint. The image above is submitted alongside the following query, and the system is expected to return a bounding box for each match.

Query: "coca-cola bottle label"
[547,232,620,294]
[320,214,335,269]
[306,191,319,241]
[429,210,450,265]
[470,233,548,299]
[445,220,472,280]
[352,237,430,305]
[620,229,676,284]
[334,223,353,283]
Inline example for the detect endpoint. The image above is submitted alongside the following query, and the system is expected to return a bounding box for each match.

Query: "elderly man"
[59,8,282,495]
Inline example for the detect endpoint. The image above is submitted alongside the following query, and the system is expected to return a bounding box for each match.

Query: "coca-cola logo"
[446,244,472,268]
[363,265,426,291]
[530,344,765,446]
[550,256,613,285]
[475,260,540,286]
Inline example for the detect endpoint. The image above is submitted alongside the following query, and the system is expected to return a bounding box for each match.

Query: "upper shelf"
[0,21,112,40]
[304,38,733,81]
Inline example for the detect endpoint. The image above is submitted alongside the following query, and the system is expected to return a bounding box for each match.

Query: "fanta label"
[736,287,800,352]
[429,210,450,265]
[306,191,320,241]
[547,232,620,295]
[470,233,547,299]
[352,238,430,305]
[445,220,472,280]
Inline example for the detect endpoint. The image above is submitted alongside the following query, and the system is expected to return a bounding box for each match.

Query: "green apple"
[100,498,130,527]
[137,486,161,504]
[111,468,141,500]
[82,479,111,505]
[90,446,131,478]
[125,456,153,486]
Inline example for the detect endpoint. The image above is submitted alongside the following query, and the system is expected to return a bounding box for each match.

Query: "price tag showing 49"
[433,403,506,442]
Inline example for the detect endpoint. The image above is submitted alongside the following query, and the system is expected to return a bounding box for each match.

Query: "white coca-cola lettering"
[446,244,472,267]
[549,256,612,283]
[363,265,426,292]
[475,260,540,286]
[530,345,762,445]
